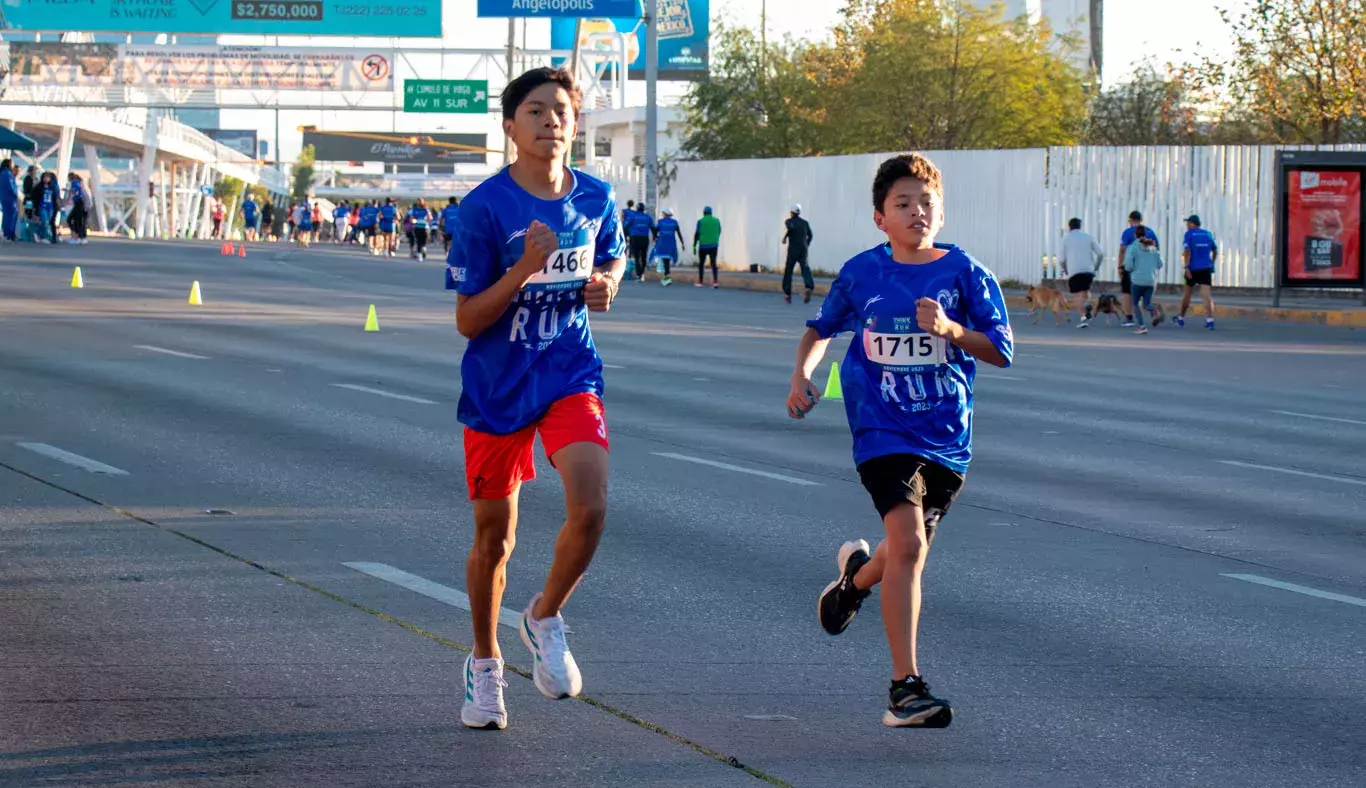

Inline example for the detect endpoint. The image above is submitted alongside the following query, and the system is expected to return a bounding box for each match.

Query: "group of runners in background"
[235,194,462,260]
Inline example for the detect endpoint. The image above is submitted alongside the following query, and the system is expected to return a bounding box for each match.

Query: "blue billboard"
[0,0,444,37]
[478,0,640,17]
[549,0,708,81]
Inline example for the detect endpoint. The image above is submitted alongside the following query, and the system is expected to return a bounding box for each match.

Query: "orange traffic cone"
[220,241,230,255]
[237,244,246,258]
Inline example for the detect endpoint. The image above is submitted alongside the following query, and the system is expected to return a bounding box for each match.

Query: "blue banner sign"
[477,0,639,19]
[549,0,707,81]
[1,0,444,37]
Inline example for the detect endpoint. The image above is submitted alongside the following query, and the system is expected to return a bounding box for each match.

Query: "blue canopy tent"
[0,126,38,154]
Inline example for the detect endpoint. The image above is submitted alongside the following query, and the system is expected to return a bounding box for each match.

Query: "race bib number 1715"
[863,330,948,366]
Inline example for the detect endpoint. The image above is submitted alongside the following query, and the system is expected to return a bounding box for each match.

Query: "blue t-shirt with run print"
[806,244,1013,472]
[448,168,626,435]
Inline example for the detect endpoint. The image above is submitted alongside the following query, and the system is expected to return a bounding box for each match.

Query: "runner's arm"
[455,254,545,339]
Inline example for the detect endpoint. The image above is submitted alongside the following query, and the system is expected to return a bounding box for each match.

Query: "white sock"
[473,657,503,671]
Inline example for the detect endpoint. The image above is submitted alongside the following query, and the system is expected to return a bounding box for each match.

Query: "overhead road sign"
[4,43,395,92]
[403,80,489,114]
[476,0,640,18]
[2,0,444,37]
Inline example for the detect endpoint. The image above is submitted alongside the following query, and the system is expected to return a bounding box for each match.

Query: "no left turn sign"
[362,54,390,81]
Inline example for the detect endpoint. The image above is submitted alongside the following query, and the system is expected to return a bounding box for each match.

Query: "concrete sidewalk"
[677,268,1366,328]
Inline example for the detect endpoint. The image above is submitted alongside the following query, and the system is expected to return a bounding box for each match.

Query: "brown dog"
[1026,285,1072,325]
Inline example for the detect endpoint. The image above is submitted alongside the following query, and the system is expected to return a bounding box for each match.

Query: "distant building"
[976,0,1102,77]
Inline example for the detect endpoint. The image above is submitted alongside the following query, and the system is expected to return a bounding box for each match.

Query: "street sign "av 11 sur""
[403,80,489,114]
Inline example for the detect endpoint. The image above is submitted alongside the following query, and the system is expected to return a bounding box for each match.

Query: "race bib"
[526,244,593,286]
[864,330,948,367]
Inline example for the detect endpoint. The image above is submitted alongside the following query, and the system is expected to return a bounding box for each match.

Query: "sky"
[719,0,1252,88]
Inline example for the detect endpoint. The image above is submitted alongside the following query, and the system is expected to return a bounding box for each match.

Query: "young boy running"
[447,66,627,731]
[787,153,1013,728]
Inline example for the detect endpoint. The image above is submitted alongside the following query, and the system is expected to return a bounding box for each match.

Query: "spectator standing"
[782,204,815,303]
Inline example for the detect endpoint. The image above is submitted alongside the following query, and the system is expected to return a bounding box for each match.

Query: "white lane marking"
[603,363,626,369]
[984,375,1027,380]
[16,443,129,475]
[1218,460,1366,487]
[331,383,437,405]
[651,451,822,486]
[134,344,209,360]
[1222,574,1366,609]
[1271,410,1366,427]
[343,562,521,628]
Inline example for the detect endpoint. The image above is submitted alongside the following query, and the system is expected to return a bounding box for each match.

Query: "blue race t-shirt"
[242,199,257,221]
[448,168,627,434]
[379,204,397,228]
[1183,227,1217,271]
[1121,226,1159,248]
[441,204,460,234]
[626,210,654,238]
[411,206,430,229]
[360,205,379,227]
[334,205,349,220]
[806,244,1014,473]
[654,216,681,258]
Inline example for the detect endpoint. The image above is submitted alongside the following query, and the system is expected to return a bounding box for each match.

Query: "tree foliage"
[292,145,316,201]
[678,26,822,160]
[1195,0,1366,143]
[1084,62,1202,145]
[680,1,1088,159]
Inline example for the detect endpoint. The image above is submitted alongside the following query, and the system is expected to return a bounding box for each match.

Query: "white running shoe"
[460,654,508,730]
[519,593,583,699]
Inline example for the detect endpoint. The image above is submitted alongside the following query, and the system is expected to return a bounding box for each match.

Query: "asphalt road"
[2,239,1364,788]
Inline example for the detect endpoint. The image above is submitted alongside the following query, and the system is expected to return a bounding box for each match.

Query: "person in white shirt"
[1060,217,1104,328]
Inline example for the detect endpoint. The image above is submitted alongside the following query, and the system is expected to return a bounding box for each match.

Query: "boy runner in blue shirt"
[359,201,380,255]
[1178,214,1218,329]
[379,198,399,257]
[651,208,684,286]
[787,153,1013,728]
[241,196,259,242]
[448,66,627,731]
[441,196,461,253]
[625,204,655,281]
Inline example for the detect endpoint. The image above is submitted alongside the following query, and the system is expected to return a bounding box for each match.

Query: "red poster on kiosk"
[1286,170,1361,281]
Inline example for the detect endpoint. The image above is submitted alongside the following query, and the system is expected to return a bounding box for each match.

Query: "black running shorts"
[1185,268,1212,287]
[1067,273,1095,294]
[857,454,966,538]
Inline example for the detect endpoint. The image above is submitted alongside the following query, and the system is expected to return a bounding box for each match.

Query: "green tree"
[816,0,1087,153]
[679,25,821,159]
[680,2,1087,159]
[292,144,316,200]
[1084,62,1201,145]
[213,175,245,204]
[1200,0,1366,143]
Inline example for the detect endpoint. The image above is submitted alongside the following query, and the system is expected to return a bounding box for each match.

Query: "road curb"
[706,271,1364,328]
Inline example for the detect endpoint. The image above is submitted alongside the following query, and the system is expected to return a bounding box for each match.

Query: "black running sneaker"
[818,540,872,635]
[883,675,953,728]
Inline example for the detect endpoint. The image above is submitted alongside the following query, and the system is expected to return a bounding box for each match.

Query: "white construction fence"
[618,144,1366,289]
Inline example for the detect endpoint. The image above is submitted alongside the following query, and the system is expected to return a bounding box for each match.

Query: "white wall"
[658,144,1366,289]
[666,150,1046,281]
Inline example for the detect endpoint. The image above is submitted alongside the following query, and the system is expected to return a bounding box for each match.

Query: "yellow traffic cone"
[70,266,84,288]
[823,362,843,401]
[364,304,380,332]
[188,281,203,305]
